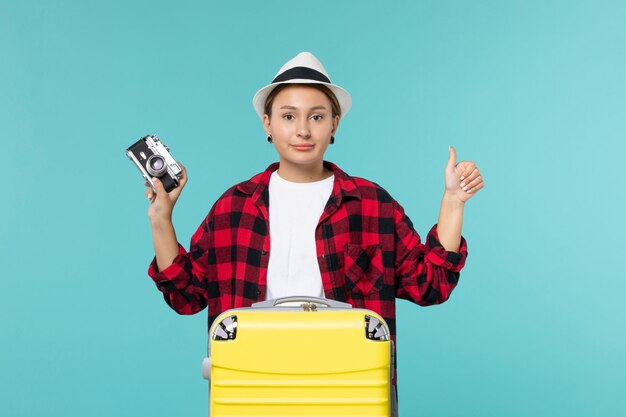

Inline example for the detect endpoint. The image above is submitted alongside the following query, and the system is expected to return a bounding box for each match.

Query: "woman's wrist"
[441,190,466,210]
[149,213,174,232]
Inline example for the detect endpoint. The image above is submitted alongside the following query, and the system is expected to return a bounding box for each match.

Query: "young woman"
[144,52,483,410]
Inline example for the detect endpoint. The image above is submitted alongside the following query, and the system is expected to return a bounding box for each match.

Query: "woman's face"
[263,85,339,171]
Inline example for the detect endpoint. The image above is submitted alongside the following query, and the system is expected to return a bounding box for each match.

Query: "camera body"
[126,135,182,193]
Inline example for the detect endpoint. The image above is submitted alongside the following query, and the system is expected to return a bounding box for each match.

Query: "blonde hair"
[264,83,342,119]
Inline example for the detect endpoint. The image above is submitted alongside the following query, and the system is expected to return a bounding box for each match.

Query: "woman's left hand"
[444,146,484,203]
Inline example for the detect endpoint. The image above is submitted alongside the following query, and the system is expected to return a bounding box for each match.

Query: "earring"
[267,135,273,143]
[330,136,335,144]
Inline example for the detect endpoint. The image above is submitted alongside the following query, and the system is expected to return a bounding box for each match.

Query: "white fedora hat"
[252,51,352,119]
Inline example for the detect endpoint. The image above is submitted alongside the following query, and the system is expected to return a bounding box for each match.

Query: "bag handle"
[251,296,352,309]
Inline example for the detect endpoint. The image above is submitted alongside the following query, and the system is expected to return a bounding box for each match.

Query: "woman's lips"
[291,144,314,151]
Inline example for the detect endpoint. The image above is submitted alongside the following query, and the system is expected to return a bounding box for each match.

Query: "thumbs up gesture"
[445,146,484,203]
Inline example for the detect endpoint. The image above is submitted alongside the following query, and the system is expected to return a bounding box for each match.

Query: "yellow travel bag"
[202,296,395,417]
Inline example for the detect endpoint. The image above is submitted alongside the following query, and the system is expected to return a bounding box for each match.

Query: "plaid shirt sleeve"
[393,199,468,305]
[147,206,216,315]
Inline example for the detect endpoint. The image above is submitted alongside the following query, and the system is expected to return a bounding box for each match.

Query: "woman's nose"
[297,121,311,138]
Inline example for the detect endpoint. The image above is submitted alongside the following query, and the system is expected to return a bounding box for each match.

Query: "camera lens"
[146,155,167,176]
[150,158,164,170]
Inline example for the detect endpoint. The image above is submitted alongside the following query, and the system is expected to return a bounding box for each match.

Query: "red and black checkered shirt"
[148,161,468,380]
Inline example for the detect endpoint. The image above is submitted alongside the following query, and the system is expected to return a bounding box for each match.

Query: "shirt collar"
[236,161,362,206]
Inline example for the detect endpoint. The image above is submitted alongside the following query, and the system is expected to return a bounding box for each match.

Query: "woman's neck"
[276,160,333,183]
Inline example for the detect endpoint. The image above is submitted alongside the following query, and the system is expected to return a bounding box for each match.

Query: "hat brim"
[252,79,352,120]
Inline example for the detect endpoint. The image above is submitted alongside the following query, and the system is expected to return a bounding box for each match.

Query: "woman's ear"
[262,114,271,136]
[331,115,340,135]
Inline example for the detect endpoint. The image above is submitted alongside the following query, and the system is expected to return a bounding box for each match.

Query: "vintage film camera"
[126,135,182,193]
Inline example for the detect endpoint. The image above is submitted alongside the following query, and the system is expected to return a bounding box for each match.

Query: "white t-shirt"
[265,171,334,301]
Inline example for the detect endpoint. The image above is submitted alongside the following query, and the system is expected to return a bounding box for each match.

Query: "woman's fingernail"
[460,176,465,180]
[460,182,466,187]
[462,186,468,191]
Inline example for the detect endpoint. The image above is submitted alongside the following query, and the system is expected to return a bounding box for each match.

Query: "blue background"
[2,1,625,416]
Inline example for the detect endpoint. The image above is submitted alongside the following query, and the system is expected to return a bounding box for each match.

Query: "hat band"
[272,66,331,84]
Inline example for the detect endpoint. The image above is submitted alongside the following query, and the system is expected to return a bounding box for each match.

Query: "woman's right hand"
[145,163,188,225]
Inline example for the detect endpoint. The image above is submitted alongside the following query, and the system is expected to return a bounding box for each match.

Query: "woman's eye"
[283,114,294,121]
[311,115,323,121]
